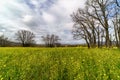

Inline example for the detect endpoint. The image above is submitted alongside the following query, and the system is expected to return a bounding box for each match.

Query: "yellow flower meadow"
[0,47,120,80]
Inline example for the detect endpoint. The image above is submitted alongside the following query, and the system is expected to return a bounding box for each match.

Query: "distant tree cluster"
[72,0,120,48]
[0,35,9,47]
[15,30,35,47]
[0,30,61,47]
[41,34,61,47]
[15,30,61,47]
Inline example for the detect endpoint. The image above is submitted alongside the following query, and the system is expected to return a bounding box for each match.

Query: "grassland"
[0,47,120,80]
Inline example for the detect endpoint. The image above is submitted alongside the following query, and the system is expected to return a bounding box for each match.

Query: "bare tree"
[71,0,116,48]
[112,10,120,47]
[0,35,9,47]
[72,24,91,48]
[86,0,113,47]
[71,7,100,48]
[16,30,35,47]
[41,34,61,47]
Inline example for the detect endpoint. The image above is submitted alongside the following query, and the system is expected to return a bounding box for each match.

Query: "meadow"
[0,47,120,80]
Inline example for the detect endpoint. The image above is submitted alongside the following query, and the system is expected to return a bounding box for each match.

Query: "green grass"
[0,47,120,80]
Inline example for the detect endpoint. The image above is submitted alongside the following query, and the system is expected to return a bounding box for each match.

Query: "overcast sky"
[0,0,86,44]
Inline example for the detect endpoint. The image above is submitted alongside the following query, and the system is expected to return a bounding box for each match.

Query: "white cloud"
[30,0,38,5]
[22,15,33,22]
[42,12,56,24]
[0,0,86,44]
[57,0,85,14]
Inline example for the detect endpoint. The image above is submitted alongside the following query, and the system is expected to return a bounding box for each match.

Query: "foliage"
[0,47,120,80]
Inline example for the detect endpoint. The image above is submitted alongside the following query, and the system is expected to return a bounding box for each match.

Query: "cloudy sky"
[0,0,86,44]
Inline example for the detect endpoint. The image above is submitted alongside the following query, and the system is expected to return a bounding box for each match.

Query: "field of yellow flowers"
[0,47,120,80]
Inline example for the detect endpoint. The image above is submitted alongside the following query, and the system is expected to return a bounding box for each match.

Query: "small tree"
[0,35,9,47]
[41,34,61,47]
[16,30,35,47]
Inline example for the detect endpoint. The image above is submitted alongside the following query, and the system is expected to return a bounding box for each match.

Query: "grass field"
[0,47,120,80]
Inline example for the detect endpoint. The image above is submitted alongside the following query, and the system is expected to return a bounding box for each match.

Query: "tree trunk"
[114,23,119,47]
[105,28,110,48]
[97,26,100,48]
[85,38,91,48]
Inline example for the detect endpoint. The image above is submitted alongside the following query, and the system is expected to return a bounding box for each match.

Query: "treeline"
[72,0,120,48]
[0,30,87,47]
[0,32,84,47]
[0,30,61,47]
